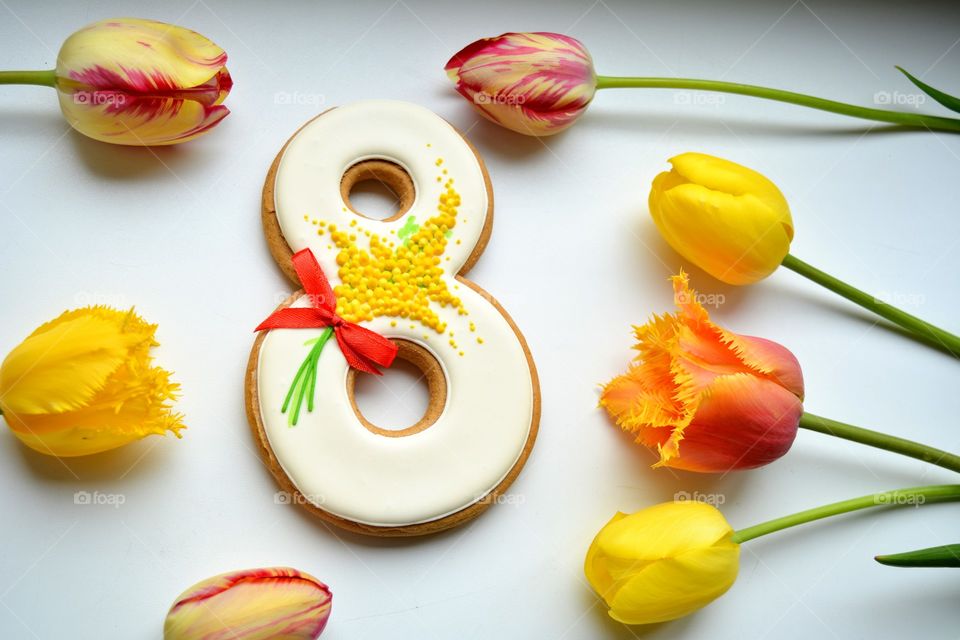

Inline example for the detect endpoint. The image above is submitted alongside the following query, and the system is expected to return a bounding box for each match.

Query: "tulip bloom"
[0,306,185,457]
[647,152,960,356]
[586,485,960,626]
[164,567,332,639]
[445,32,596,136]
[585,502,739,625]
[601,272,804,472]
[0,18,231,145]
[444,32,960,136]
[601,272,960,475]
[650,152,794,286]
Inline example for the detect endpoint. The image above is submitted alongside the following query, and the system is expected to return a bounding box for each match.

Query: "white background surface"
[1,1,959,638]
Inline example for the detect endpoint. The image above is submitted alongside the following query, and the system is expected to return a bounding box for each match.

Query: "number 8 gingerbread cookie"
[246,100,541,536]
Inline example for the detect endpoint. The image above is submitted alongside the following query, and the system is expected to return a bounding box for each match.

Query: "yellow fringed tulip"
[0,306,185,456]
[584,501,739,625]
[649,152,794,285]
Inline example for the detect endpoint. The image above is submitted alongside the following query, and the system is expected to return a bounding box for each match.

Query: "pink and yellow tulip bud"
[0,306,185,457]
[163,567,332,640]
[585,502,740,625]
[650,152,794,285]
[445,32,596,136]
[600,272,803,472]
[54,18,231,145]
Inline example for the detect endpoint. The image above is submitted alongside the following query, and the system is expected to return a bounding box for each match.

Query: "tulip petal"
[660,373,802,471]
[669,152,792,225]
[730,334,804,400]
[607,542,739,624]
[595,502,733,564]
[652,181,792,285]
[56,89,230,145]
[584,511,628,599]
[5,362,183,457]
[56,18,227,96]
[164,567,332,640]
[0,309,150,414]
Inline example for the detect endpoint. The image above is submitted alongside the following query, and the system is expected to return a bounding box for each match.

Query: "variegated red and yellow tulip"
[0,306,185,457]
[600,272,804,472]
[445,32,596,136]
[443,32,960,137]
[52,18,231,145]
[164,567,332,640]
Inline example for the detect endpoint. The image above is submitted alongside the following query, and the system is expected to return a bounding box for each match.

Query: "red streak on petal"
[172,569,332,610]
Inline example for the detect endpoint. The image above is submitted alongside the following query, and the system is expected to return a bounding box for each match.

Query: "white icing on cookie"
[257,100,535,527]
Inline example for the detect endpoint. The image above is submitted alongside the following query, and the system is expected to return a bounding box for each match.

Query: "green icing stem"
[281,327,334,426]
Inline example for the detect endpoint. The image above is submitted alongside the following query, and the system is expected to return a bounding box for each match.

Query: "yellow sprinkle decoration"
[319,185,467,337]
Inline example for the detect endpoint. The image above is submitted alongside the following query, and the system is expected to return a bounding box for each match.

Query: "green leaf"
[875,544,960,568]
[896,66,960,114]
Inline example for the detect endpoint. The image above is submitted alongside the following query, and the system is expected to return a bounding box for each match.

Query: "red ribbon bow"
[256,248,398,375]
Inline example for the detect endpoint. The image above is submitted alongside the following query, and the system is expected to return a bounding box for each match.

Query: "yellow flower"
[584,501,739,625]
[649,152,794,285]
[0,306,184,457]
[55,18,231,146]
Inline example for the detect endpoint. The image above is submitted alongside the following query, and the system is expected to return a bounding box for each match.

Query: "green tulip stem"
[731,485,960,544]
[0,70,56,87]
[799,412,960,474]
[781,253,960,356]
[593,76,960,133]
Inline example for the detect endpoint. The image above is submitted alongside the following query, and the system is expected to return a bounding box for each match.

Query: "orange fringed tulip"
[585,502,740,624]
[0,306,185,456]
[600,272,803,472]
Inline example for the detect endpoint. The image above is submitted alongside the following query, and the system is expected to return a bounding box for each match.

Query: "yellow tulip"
[584,501,739,625]
[649,152,794,285]
[52,17,231,145]
[0,306,185,457]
